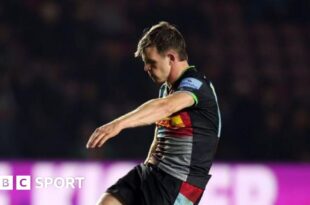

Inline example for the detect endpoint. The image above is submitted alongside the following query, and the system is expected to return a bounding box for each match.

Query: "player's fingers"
[86,129,101,148]
[91,132,106,148]
[97,130,119,147]
[86,133,97,148]
[97,135,109,148]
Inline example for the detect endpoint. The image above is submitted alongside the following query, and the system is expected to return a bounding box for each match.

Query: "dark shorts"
[106,163,204,205]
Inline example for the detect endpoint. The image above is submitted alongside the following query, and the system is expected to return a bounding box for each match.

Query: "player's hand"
[86,121,122,149]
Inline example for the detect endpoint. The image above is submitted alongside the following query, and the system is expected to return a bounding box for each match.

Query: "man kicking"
[86,21,221,205]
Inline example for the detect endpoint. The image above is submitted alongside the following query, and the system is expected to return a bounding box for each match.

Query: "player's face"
[142,46,171,84]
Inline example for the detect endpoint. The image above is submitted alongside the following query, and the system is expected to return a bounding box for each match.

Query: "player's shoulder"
[179,66,209,88]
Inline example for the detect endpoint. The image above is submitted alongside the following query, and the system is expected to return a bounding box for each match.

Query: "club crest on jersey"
[178,78,202,90]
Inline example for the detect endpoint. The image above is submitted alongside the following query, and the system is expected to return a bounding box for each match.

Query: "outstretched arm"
[86,91,194,148]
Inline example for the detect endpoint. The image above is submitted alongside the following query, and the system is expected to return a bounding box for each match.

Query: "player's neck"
[167,61,189,88]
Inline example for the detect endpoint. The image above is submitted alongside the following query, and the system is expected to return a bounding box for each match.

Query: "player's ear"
[167,53,174,67]
[167,53,176,63]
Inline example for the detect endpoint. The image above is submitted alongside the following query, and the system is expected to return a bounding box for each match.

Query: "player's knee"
[96,193,123,205]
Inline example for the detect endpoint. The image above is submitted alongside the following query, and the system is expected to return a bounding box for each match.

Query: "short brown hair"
[134,21,188,61]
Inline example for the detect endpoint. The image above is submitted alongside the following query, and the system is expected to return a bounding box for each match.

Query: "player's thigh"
[96,193,123,205]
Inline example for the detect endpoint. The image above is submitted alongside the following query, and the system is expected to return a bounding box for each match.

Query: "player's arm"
[86,91,194,148]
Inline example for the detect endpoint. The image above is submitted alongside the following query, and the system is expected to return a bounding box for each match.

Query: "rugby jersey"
[148,66,221,189]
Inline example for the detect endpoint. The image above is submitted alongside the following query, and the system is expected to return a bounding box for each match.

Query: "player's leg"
[96,193,123,205]
[99,164,142,205]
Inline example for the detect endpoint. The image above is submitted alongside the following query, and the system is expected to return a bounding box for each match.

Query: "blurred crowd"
[0,0,309,161]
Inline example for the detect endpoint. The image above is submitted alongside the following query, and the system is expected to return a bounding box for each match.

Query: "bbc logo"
[0,176,31,190]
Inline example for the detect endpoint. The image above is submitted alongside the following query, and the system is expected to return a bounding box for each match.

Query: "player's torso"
[150,67,221,189]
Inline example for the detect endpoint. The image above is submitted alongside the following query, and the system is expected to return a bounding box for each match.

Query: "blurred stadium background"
[1,0,309,161]
[0,0,309,204]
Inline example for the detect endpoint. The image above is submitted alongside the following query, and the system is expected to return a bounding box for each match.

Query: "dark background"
[0,0,309,161]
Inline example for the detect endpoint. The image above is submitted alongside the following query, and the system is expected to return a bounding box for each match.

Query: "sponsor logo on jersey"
[156,114,185,128]
[178,78,203,90]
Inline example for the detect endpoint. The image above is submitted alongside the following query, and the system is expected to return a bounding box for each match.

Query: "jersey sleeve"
[175,77,210,108]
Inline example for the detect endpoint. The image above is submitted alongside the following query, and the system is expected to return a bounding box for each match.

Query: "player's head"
[135,21,188,84]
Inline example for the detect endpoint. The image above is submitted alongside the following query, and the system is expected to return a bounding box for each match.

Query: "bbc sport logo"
[0,175,84,190]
